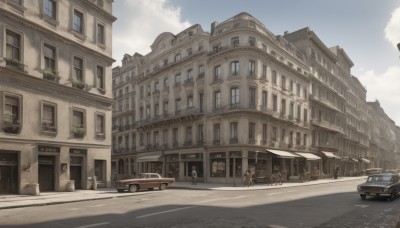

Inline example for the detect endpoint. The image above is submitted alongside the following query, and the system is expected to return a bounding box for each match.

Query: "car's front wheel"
[388,191,396,201]
[160,183,167,190]
[129,184,138,193]
[360,194,366,200]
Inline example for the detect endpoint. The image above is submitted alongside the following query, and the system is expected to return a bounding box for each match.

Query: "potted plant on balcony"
[43,68,60,82]
[42,122,56,132]
[72,80,87,90]
[3,119,21,134]
[72,126,86,138]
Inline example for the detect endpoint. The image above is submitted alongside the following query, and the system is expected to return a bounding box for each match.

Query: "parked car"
[365,168,383,175]
[357,173,400,201]
[113,173,175,193]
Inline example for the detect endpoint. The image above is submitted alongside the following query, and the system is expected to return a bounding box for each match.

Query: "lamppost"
[397,43,400,52]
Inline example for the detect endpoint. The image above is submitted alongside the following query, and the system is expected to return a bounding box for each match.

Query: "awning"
[350,157,359,162]
[266,149,300,158]
[295,152,321,160]
[321,151,341,159]
[361,158,371,164]
[137,155,162,162]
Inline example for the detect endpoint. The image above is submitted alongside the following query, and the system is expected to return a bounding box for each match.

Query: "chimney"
[211,21,219,35]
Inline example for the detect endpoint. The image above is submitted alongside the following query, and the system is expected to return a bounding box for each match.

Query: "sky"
[113,0,400,125]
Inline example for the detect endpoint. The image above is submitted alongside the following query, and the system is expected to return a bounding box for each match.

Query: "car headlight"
[357,185,361,191]
[383,187,390,193]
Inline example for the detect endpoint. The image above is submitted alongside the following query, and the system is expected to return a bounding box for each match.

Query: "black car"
[357,173,400,201]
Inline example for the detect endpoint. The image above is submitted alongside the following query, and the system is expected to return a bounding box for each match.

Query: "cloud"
[112,0,191,65]
[357,66,400,125]
[384,7,400,47]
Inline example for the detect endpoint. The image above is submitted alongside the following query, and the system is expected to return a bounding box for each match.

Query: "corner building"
[0,0,116,194]
[112,13,317,184]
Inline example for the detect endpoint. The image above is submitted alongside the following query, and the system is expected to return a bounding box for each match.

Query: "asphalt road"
[0,179,399,228]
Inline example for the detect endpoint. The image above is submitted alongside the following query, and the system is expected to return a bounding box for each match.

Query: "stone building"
[112,13,318,184]
[0,0,116,194]
[112,12,399,183]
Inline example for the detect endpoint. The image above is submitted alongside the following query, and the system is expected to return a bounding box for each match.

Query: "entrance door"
[38,156,55,192]
[0,153,18,194]
[70,156,83,189]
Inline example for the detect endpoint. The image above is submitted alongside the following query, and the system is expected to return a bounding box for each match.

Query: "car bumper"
[114,185,129,190]
[358,191,390,196]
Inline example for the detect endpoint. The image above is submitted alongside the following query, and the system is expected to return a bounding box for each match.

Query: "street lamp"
[397,43,400,52]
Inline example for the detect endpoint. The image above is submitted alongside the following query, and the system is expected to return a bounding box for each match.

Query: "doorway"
[38,156,55,192]
[70,156,83,189]
[0,152,18,194]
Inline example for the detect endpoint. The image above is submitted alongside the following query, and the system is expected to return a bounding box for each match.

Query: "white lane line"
[267,192,282,195]
[136,195,247,219]
[136,206,197,219]
[286,190,297,193]
[86,204,106,208]
[73,222,110,228]
[354,204,369,208]
[67,208,80,211]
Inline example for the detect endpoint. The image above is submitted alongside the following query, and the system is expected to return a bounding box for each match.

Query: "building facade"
[0,0,115,194]
[112,12,400,184]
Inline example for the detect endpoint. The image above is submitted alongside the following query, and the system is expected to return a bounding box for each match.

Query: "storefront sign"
[38,146,60,153]
[69,148,87,155]
[181,153,202,161]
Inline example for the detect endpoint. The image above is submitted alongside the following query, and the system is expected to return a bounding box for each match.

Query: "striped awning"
[295,152,321,160]
[361,158,371,164]
[321,151,341,159]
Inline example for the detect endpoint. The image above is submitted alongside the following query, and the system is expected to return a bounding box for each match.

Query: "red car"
[114,173,175,193]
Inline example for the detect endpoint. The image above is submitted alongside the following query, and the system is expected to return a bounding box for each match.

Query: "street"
[0,179,399,228]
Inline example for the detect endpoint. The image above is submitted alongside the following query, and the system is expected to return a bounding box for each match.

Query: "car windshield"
[367,175,393,182]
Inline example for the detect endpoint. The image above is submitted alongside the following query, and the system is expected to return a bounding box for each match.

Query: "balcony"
[248,139,256,145]
[213,139,220,145]
[197,73,204,80]
[72,126,86,138]
[5,58,27,72]
[43,68,60,82]
[72,80,88,90]
[183,78,194,87]
[3,120,21,134]
[229,138,238,144]
[41,122,56,133]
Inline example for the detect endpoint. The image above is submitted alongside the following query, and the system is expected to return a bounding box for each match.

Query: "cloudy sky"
[113,0,400,125]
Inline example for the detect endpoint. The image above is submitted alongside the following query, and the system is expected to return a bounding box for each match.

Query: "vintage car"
[114,173,175,193]
[357,173,400,201]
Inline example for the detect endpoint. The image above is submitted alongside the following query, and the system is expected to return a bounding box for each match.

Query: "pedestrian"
[191,167,197,185]
[334,165,339,179]
[243,169,252,187]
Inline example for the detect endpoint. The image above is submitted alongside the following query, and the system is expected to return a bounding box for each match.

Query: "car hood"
[358,182,391,187]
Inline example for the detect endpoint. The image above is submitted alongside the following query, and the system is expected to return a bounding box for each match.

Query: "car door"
[149,174,159,188]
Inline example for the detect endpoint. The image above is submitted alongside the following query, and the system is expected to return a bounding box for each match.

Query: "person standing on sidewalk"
[243,169,253,187]
[334,165,339,179]
[191,167,197,185]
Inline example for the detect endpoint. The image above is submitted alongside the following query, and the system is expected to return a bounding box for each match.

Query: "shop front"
[0,152,18,194]
[320,151,341,177]
[137,154,163,174]
[181,153,203,182]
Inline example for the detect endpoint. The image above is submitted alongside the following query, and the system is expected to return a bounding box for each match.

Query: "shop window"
[210,152,226,177]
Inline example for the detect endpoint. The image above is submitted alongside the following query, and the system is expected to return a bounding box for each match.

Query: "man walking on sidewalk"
[191,166,197,185]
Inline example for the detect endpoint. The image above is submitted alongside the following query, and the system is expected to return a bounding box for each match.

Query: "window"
[272,126,277,141]
[44,0,56,19]
[199,93,204,113]
[281,128,286,142]
[73,9,84,33]
[95,113,105,138]
[303,87,308,99]
[146,132,151,147]
[304,108,308,123]
[175,99,181,113]
[173,128,178,145]
[163,129,168,146]
[289,102,294,118]
[262,65,267,80]
[230,122,238,140]
[186,126,192,144]
[303,134,307,146]
[140,133,144,146]
[230,87,239,107]
[175,53,181,61]
[3,95,21,134]
[146,105,150,118]
[154,103,159,116]
[249,60,255,76]
[214,91,221,110]
[9,0,22,5]
[289,131,293,145]
[249,37,256,46]
[231,61,239,76]
[210,152,226,177]
[198,124,204,142]
[6,30,21,61]
[140,86,144,98]
[164,77,169,90]
[97,23,105,44]
[290,80,294,92]
[94,160,105,182]
[154,81,159,92]
[72,109,85,137]
[272,70,277,84]
[281,99,286,115]
[42,102,56,133]
[296,83,301,96]
[281,76,286,90]
[73,56,83,81]
[296,132,301,145]
[187,96,193,108]
[249,88,256,108]
[97,65,104,90]
[262,91,268,107]
[213,123,220,141]
[198,65,204,77]
[249,122,255,142]
[163,101,168,115]
[231,36,239,47]
[154,131,159,145]
[43,43,56,73]
[297,105,301,120]
[272,94,277,111]
[139,107,143,120]
[214,65,221,81]
[187,69,193,81]
[175,74,181,85]
[262,124,267,141]
[187,48,192,56]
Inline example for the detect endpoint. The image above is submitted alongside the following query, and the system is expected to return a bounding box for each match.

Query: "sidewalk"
[0,176,366,210]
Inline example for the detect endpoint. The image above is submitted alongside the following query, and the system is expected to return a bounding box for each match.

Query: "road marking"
[73,222,110,228]
[67,208,80,211]
[136,206,197,218]
[286,190,297,193]
[267,192,282,195]
[86,204,106,208]
[136,195,247,219]
[354,204,369,208]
